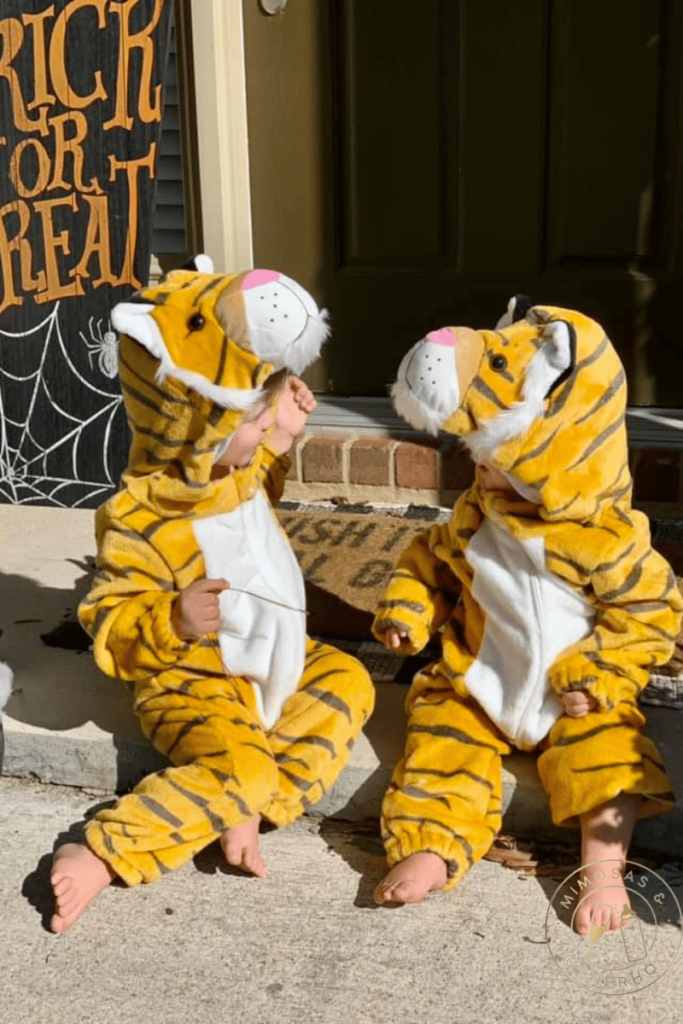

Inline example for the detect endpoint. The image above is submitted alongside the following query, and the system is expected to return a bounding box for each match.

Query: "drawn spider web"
[0,303,127,508]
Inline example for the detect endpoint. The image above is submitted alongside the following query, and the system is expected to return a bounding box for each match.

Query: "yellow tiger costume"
[373,302,682,889]
[78,257,374,886]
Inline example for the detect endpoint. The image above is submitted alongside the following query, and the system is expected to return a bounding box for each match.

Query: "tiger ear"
[523,320,576,403]
[496,293,534,329]
[180,253,215,273]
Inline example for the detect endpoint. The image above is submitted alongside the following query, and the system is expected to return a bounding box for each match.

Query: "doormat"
[276,502,448,640]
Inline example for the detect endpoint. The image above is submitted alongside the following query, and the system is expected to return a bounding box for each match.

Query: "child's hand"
[382,626,410,651]
[562,689,598,717]
[268,377,317,454]
[171,578,230,641]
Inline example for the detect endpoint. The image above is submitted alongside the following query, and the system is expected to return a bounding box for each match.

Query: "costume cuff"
[150,593,193,659]
[549,653,641,713]
[371,611,429,655]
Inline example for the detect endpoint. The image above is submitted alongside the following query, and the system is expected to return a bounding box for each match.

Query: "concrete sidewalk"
[1,505,683,856]
[3,776,683,1024]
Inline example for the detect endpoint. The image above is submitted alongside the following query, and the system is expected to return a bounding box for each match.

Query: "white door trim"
[189,0,253,270]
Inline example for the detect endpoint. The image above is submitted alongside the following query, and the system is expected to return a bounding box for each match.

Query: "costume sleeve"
[256,443,291,505]
[372,522,462,654]
[78,524,191,682]
[548,510,683,711]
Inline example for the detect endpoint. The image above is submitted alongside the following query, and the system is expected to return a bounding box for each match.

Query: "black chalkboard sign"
[0,0,172,507]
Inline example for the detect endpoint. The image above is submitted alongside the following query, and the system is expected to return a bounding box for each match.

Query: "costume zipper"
[513,570,546,745]
[227,587,306,614]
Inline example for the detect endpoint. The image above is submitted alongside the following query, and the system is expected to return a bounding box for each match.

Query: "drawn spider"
[79,317,119,379]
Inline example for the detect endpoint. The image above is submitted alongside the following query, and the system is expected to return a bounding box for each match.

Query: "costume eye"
[490,354,507,372]
[188,313,205,331]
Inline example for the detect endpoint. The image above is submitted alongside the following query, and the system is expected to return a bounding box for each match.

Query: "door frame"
[189,0,253,269]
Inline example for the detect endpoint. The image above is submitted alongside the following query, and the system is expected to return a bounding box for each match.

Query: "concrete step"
[1,505,682,857]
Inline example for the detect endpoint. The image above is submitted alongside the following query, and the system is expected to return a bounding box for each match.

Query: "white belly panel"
[192,491,306,729]
[464,518,594,748]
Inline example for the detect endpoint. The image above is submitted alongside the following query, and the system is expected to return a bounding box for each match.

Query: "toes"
[50,907,80,934]
[242,850,267,877]
[54,889,80,915]
[374,880,423,905]
[51,875,73,897]
[223,842,267,877]
[387,881,422,904]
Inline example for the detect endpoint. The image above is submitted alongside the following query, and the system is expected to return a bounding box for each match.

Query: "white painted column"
[189,0,253,269]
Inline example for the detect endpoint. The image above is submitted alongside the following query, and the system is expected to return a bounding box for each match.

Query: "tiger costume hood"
[83,257,328,729]
[392,303,629,524]
[375,300,682,753]
[111,255,328,516]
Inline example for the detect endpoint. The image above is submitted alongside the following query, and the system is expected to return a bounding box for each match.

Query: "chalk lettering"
[49,0,108,109]
[105,0,164,129]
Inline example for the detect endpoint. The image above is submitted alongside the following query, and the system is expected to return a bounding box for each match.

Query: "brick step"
[285,433,683,509]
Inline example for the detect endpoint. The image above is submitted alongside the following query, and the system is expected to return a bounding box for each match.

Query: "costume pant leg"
[84,668,279,886]
[537,700,675,828]
[382,666,511,890]
[262,639,375,827]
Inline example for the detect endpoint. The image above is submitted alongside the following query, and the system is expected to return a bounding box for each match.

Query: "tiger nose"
[426,328,458,347]
[402,331,460,410]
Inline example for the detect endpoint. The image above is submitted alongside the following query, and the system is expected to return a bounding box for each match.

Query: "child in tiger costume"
[50,257,374,933]
[372,298,682,935]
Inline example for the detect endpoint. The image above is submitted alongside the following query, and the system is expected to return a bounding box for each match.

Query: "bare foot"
[574,874,632,935]
[50,843,116,933]
[374,852,448,905]
[576,792,641,937]
[220,817,267,877]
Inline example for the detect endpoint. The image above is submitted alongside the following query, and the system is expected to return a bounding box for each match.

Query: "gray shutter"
[152,11,187,258]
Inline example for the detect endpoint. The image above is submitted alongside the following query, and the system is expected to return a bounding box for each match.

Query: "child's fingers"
[562,692,593,717]
[564,704,589,718]
[193,578,230,593]
[384,627,408,650]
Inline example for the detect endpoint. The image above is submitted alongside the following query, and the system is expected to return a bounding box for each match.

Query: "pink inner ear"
[242,269,280,291]
[427,328,457,347]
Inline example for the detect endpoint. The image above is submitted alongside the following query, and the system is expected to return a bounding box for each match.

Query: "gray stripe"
[566,413,625,471]
[405,767,494,791]
[150,852,172,875]
[137,793,184,829]
[195,277,224,303]
[176,550,202,574]
[554,722,627,747]
[274,752,308,768]
[378,599,426,614]
[409,724,501,753]
[513,426,560,468]
[393,783,450,808]
[304,686,353,722]
[270,732,337,758]
[471,376,509,410]
[165,715,209,757]
[600,551,648,602]
[571,760,641,774]
[383,815,475,866]
[278,768,316,792]
[131,422,193,450]
[583,653,635,682]
[574,369,626,426]
[165,776,226,831]
[593,542,636,574]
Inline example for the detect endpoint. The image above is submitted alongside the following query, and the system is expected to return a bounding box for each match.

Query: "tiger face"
[112,256,329,412]
[392,304,630,519]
